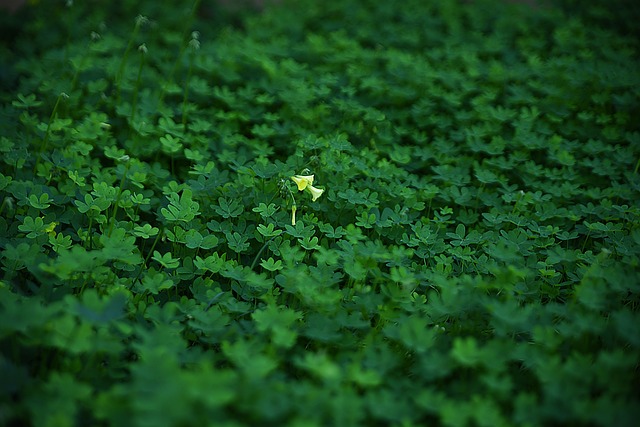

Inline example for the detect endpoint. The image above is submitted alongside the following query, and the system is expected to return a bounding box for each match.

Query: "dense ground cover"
[1,0,639,426]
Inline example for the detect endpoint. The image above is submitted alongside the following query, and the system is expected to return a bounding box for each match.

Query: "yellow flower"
[291,204,297,225]
[291,174,314,191]
[290,173,324,205]
[306,185,324,202]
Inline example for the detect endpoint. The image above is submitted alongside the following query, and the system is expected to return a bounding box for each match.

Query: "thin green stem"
[130,44,147,124]
[157,0,201,109]
[511,191,524,214]
[581,229,591,253]
[78,274,90,295]
[204,291,225,311]
[182,48,195,132]
[250,236,277,270]
[70,33,100,92]
[133,228,164,285]
[474,183,485,213]
[108,161,130,237]
[87,215,94,250]
[116,16,147,103]
[35,93,66,172]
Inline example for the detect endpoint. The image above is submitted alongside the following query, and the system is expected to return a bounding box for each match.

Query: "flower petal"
[291,174,314,191]
[306,185,324,202]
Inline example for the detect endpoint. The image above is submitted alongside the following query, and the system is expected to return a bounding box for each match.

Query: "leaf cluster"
[1,0,639,426]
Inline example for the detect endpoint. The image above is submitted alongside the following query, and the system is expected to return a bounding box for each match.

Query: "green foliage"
[1,0,639,426]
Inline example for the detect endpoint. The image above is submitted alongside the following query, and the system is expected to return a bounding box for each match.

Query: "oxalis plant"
[1,0,639,426]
